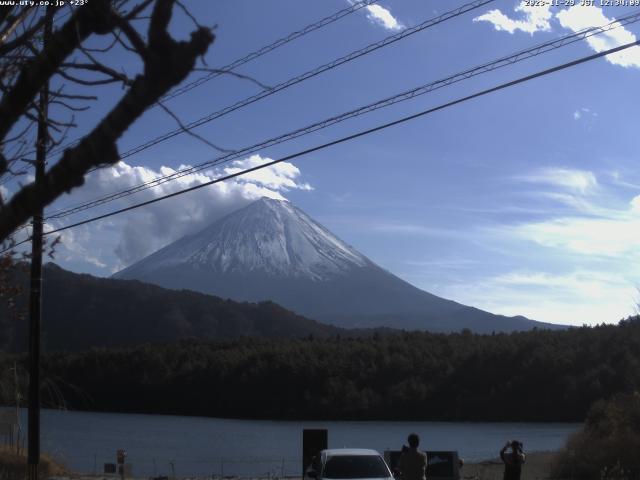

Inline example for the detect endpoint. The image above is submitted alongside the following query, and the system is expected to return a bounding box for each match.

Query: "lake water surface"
[10,409,580,477]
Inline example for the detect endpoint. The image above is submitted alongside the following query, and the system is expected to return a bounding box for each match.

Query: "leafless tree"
[0,0,215,244]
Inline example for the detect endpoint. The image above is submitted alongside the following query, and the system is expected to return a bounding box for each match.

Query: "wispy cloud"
[610,170,640,190]
[573,107,598,121]
[535,192,601,215]
[556,5,640,68]
[473,2,552,34]
[45,223,108,269]
[503,195,640,257]
[493,270,622,299]
[426,167,640,325]
[439,269,638,325]
[497,164,638,260]
[364,4,403,31]
[516,167,598,195]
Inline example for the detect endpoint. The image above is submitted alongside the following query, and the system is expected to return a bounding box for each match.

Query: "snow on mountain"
[116,197,368,281]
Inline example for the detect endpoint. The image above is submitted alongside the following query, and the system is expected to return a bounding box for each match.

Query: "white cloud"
[536,191,601,215]
[474,2,640,68]
[45,223,108,269]
[573,107,597,121]
[556,5,640,68]
[48,155,312,272]
[364,4,403,31]
[0,185,8,202]
[440,269,637,325]
[505,190,640,257]
[610,170,640,189]
[223,155,313,191]
[517,167,598,195]
[429,168,640,325]
[473,2,552,34]
[494,270,618,299]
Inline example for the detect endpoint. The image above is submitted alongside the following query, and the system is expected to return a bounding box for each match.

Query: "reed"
[0,444,69,479]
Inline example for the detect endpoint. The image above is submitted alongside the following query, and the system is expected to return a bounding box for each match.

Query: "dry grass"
[0,444,69,480]
[461,451,558,480]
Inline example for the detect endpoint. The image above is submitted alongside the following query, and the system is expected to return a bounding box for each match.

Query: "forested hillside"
[0,263,340,352]
[3,318,638,422]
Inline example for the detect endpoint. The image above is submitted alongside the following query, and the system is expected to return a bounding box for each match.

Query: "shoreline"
[3,404,585,424]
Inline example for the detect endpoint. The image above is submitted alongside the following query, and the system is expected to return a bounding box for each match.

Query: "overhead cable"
[23,0,382,161]
[45,9,640,220]
[6,36,632,251]
[115,0,495,161]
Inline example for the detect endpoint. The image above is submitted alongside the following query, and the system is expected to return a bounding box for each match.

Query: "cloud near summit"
[48,155,312,273]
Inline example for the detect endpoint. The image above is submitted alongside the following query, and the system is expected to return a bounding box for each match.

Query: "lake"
[7,409,580,477]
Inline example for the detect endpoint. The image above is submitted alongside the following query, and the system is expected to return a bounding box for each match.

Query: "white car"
[306,449,395,480]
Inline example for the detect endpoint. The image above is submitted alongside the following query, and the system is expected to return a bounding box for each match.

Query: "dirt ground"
[461,451,558,480]
[45,451,560,480]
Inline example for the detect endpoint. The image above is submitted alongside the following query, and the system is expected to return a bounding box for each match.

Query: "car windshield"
[323,455,390,479]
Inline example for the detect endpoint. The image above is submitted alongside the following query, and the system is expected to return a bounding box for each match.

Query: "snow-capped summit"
[114,197,556,332]
[116,197,368,281]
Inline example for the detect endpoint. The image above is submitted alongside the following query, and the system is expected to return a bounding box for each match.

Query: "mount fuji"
[113,197,559,332]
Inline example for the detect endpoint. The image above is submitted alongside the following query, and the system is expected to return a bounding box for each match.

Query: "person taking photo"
[500,440,525,480]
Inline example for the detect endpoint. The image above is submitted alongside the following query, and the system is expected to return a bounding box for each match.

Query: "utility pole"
[13,362,21,455]
[27,7,52,480]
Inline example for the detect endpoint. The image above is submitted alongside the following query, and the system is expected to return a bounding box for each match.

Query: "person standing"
[398,433,427,480]
[500,440,525,480]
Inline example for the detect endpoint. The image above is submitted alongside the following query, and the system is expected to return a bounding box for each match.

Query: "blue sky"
[5,0,640,326]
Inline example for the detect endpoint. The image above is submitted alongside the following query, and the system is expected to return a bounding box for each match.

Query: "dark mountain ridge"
[0,263,341,352]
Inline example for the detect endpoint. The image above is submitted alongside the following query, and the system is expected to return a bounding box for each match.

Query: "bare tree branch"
[0,24,44,58]
[1,118,36,145]
[125,0,155,20]
[0,7,14,27]
[157,100,231,153]
[0,7,39,53]
[113,13,147,55]
[60,62,133,86]
[176,0,201,29]
[81,31,120,53]
[193,67,272,91]
[0,0,214,241]
[49,100,90,112]
[57,69,123,86]
[50,91,98,101]
[0,0,118,147]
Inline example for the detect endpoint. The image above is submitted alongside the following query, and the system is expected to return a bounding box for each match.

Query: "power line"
[4,36,632,251]
[115,0,494,161]
[45,9,640,220]
[16,0,381,165]
[159,0,380,103]
[45,0,500,218]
